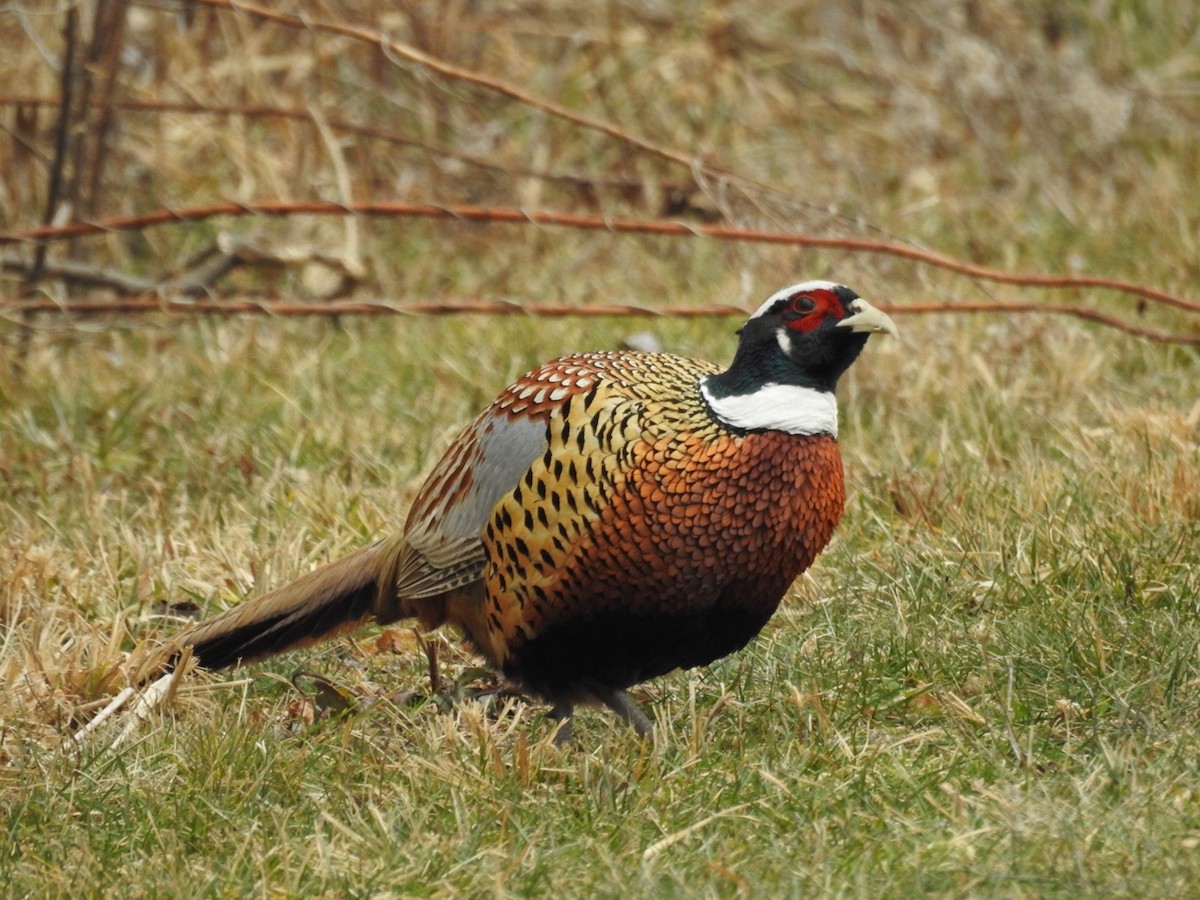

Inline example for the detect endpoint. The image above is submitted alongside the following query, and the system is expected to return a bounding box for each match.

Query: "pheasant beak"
[837,297,899,337]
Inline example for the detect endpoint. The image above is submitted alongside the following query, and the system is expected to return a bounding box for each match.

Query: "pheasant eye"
[789,295,816,315]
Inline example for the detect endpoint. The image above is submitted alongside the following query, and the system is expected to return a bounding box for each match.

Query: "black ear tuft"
[832,284,861,307]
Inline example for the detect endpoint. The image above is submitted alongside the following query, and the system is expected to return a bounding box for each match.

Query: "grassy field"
[2,1,1199,896]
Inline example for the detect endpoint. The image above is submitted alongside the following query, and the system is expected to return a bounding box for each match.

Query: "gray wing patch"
[396,410,547,599]
[426,411,547,545]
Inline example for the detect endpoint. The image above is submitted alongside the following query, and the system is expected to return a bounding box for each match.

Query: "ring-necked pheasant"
[157,281,896,739]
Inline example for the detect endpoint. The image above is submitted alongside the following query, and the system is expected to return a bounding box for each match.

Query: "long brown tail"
[171,542,386,671]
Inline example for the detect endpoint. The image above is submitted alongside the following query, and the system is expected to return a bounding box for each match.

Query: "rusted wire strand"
[1,200,1195,313]
[3,296,1195,344]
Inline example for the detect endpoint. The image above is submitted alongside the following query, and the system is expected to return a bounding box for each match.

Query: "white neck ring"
[700,378,838,437]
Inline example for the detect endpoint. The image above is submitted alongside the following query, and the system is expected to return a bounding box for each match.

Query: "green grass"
[3,0,1200,895]
[2,312,1197,896]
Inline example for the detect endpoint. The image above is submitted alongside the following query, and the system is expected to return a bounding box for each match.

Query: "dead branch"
[1,296,1195,345]
[73,0,131,221]
[1,201,1195,314]
[3,252,158,294]
[3,236,365,299]
[26,12,77,289]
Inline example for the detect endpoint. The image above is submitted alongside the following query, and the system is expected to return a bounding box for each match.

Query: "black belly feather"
[505,602,775,700]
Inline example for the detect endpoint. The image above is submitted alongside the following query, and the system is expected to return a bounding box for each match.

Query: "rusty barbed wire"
[1,200,1196,314]
[2,296,1196,344]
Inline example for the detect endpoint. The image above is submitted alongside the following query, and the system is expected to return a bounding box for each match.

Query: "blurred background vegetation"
[2,0,1196,312]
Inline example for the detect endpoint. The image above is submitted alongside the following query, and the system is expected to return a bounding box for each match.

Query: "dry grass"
[1,0,1198,895]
